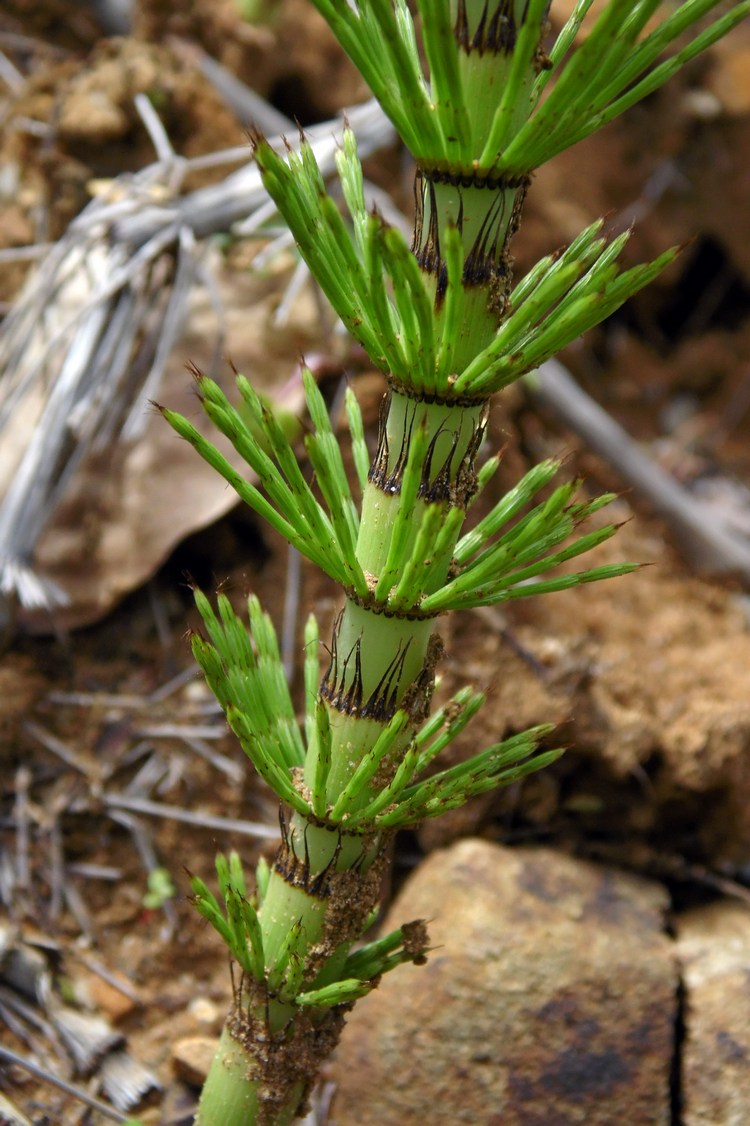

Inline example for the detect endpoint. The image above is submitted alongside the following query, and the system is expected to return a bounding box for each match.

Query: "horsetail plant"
[159,2,750,1123]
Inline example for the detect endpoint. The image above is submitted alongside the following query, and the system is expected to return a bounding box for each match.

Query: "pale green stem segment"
[410,2,545,377]
[196,1027,268,1126]
[422,179,528,373]
[451,0,544,159]
[196,1015,305,1126]
[359,393,485,578]
[317,389,486,731]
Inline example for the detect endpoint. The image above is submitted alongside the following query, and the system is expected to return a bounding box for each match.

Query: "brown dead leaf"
[24,259,325,632]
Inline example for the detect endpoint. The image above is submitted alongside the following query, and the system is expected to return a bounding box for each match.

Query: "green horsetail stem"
[156,2,750,1123]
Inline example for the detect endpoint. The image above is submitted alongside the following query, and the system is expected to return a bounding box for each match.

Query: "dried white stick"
[0,1045,128,1123]
[532,359,750,579]
[102,793,280,839]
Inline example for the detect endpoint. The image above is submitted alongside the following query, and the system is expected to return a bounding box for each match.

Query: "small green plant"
[161,3,749,1123]
[235,0,280,25]
[142,866,176,911]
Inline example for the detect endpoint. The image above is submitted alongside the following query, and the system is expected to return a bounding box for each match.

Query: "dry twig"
[532,359,750,581]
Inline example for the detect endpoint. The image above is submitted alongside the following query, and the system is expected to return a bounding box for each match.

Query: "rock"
[78,970,140,1023]
[331,839,677,1126]
[57,85,128,143]
[678,901,750,1126]
[187,997,221,1028]
[706,27,750,115]
[171,1036,218,1088]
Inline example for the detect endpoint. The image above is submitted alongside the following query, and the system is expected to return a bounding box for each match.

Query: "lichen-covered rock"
[331,840,676,1126]
[678,901,750,1126]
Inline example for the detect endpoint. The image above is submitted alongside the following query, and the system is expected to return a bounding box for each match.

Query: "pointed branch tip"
[185,359,205,383]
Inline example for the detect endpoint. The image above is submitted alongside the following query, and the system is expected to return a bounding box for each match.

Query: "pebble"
[171,1036,219,1088]
[678,901,750,1126]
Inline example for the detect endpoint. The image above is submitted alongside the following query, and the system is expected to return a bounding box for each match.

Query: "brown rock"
[80,971,139,1023]
[331,840,676,1126]
[678,902,750,1126]
[706,28,750,115]
[57,84,128,143]
[171,1035,219,1088]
